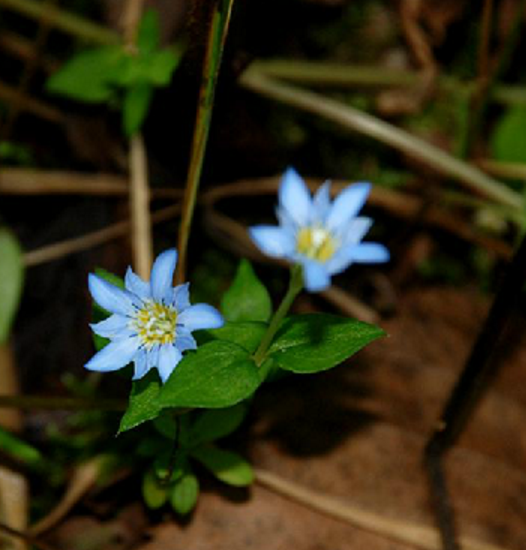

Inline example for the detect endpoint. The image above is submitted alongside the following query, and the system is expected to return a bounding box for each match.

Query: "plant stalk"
[253,264,303,366]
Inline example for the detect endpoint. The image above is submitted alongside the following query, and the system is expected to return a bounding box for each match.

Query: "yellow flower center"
[296,226,337,263]
[133,301,177,349]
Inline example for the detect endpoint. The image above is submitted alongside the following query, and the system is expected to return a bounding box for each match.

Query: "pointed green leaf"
[268,314,385,373]
[46,46,124,102]
[137,9,160,54]
[0,228,23,343]
[118,371,162,433]
[191,444,253,487]
[221,260,272,323]
[159,341,260,409]
[123,82,153,136]
[170,472,199,515]
[491,106,526,163]
[198,321,267,354]
[188,403,248,447]
[146,48,181,86]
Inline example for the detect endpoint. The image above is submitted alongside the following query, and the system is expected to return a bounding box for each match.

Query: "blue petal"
[157,344,183,383]
[349,243,390,263]
[312,181,332,222]
[147,347,159,372]
[90,314,132,338]
[343,216,373,244]
[175,333,197,352]
[132,349,150,380]
[178,304,224,331]
[325,244,355,275]
[278,167,313,226]
[125,267,151,301]
[326,182,371,233]
[88,274,136,316]
[172,282,190,311]
[249,226,295,258]
[302,261,331,292]
[84,336,140,372]
[151,249,177,302]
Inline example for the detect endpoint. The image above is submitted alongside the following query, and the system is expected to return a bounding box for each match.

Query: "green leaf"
[198,321,267,354]
[188,403,248,447]
[159,341,260,409]
[142,468,168,509]
[0,228,23,343]
[123,82,153,136]
[170,472,199,515]
[221,260,272,323]
[137,9,160,54]
[46,46,124,103]
[118,371,162,433]
[491,106,526,164]
[268,314,385,373]
[191,444,254,487]
[153,412,177,439]
[146,48,181,86]
[0,427,42,468]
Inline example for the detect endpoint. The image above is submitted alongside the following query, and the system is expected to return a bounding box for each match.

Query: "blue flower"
[249,167,389,292]
[85,249,224,383]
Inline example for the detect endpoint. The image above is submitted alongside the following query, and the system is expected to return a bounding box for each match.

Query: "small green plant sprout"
[46,9,184,136]
[86,167,388,514]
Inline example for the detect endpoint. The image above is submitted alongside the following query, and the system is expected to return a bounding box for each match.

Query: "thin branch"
[0,81,63,123]
[0,0,119,45]
[255,468,507,550]
[239,67,522,212]
[0,521,57,550]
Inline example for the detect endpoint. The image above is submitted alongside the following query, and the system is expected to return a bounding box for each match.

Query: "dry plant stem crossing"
[239,68,522,212]
[255,468,507,550]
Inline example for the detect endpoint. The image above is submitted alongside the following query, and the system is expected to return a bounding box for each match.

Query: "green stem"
[253,264,303,366]
[0,0,119,44]
[175,0,235,283]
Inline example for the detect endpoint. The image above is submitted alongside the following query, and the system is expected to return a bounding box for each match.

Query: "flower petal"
[343,216,373,245]
[249,226,295,258]
[151,249,177,302]
[178,304,224,331]
[90,314,132,339]
[326,182,371,232]
[312,181,332,222]
[132,349,150,380]
[175,333,197,352]
[172,282,190,311]
[84,336,140,372]
[278,167,313,226]
[302,261,331,292]
[88,274,136,316]
[157,344,183,383]
[125,267,151,301]
[349,243,390,263]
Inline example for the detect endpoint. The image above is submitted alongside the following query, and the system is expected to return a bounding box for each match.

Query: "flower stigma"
[296,226,337,263]
[133,300,177,349]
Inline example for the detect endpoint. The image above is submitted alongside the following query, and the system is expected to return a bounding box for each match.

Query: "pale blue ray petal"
[146,347,159,372]
[125,267,151,301]
[275,206,297,234]
[343,216,373,245]
[312,181,331,222]
[151,249,177,302]
[132,349,150,380]
[172,282,190,311]
[84,336,140,372]
[302,261,331,292]
[325,244,355,275]
[175,334,197,353]
[90,314,132,338]
[349,243,390,263]
[88,274,136,316]
[249,226,295,258]
[326,182,371,232]
[157,344,183,383]
[278,167,313,226]
[178,304,224,331]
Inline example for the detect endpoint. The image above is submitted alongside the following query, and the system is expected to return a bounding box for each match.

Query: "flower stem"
[253,264,303,366]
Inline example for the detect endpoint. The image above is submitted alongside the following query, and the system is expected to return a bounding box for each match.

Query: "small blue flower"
[85,249,224,383]
[249,167,389,292]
